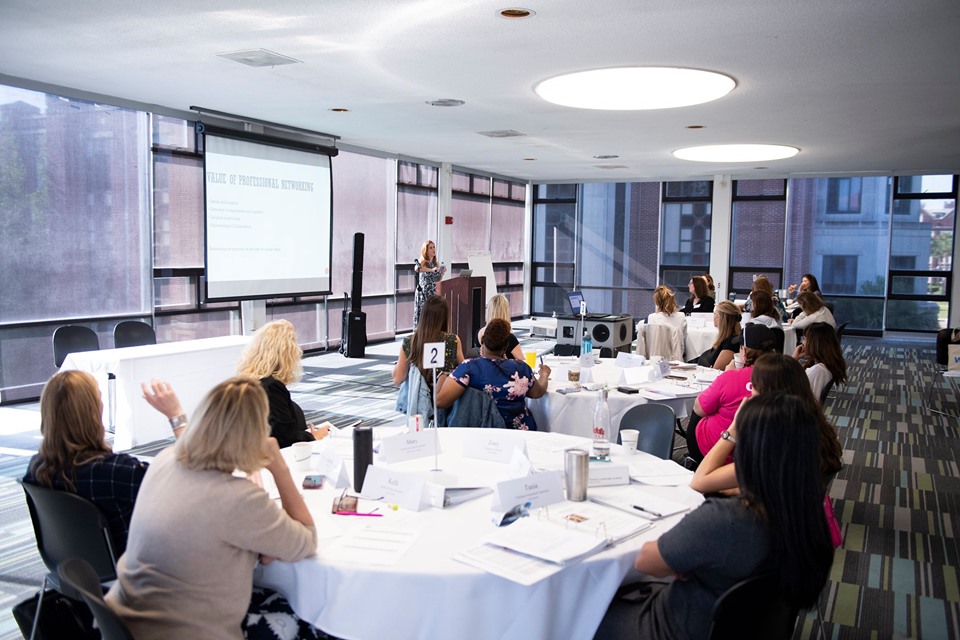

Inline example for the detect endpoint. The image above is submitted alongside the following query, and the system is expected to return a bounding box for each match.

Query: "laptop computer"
[459,269,472,278]
[567,291,586,315]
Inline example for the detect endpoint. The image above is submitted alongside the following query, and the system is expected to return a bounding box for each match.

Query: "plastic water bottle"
[582,330,593,356]
[592,389,611,460]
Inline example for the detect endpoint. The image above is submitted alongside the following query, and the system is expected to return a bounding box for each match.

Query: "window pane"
[450,192,489,261]
[734,179,785,197]
[397,184,437,264]
[332,151,394,296]
[885,300,945,331]
[661,202,711,266]
[891,274,948,297]
[664,181,710,199]
[730,199,786,268]
[154,154,203,269]
[152,114,195,151]
[891,198,955,272]
[896,175,955,195]
[0,85,151,323]
[536,184,576,199]
[490,198,524,262]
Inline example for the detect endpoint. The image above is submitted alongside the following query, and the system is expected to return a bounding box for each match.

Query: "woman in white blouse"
[647,286,687,332]
[793,322,846,400]
[790,292,836,330]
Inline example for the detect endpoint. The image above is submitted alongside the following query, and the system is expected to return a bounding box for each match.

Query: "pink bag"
[824,495,842,548]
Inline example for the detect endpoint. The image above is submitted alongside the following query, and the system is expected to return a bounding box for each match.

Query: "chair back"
[113,320,157,349]
[935,328,960,366]
[640,323,684,361]
[58,558,135,640]
[618,403,676,460]
[20,481,118,597]
[53,325,100,368]
[771,326,786,353]
[835,321,850,343]
[818,378,836,407]
[708,572,799,640]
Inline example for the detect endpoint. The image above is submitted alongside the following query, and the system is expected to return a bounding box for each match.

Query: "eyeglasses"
[331,488,359,514]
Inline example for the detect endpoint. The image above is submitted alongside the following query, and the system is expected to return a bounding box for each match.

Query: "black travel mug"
[353,427,373,493]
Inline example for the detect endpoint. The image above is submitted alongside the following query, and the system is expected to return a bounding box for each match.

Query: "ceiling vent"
[217,49,301,68]
[477,130,526,138]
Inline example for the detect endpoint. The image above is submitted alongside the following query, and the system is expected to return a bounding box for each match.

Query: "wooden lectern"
[437,276,486,350]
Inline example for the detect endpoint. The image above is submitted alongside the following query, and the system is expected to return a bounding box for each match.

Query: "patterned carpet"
[0,334,957,639]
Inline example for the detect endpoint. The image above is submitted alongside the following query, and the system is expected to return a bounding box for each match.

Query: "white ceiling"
[1,0,959,183]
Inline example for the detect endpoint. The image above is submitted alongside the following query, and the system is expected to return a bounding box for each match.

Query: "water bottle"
[582,328,593,356]
[592,389,611,460]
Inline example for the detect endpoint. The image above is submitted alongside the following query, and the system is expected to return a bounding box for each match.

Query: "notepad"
[590,485,691,520]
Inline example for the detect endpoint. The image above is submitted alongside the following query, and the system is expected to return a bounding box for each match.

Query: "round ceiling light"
[534,67,735,110]
[673,144,799,162]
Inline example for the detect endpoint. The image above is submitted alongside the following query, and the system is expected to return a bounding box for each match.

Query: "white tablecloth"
[60,335,250,449]
[686,321,797,361]
[255,428,703,640]
[526,358,701,439]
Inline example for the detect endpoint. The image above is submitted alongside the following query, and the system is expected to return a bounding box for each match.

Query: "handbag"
[13,589,98,640]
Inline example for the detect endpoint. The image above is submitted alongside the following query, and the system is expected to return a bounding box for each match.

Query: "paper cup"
[620,429,639,454]
[525,352,538,369]
[292,442,312,470]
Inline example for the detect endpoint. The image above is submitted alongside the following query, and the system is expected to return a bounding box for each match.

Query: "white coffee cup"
[620,429,639,454]
[292,442,312,470]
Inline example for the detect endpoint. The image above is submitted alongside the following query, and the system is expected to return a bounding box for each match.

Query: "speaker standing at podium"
[413,239,446,328]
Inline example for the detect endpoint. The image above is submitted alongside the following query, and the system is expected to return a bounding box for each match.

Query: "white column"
[437,162,453,268]
[710,175,733,301]
[523,183,534,315]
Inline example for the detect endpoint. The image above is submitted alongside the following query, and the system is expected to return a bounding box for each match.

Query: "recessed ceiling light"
[673,144,799,162]
[523,157,537,161]
[427,99,465,107]
[593,154,619,159]
[329,108,349,113]
[535,67,735,110]
[500,8,535,18]
[686,125,705,129]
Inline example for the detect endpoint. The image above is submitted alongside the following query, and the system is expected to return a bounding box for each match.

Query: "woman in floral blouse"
[436,319,550,430]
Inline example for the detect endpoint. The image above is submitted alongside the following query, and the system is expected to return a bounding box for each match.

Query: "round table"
[255,428,703,640]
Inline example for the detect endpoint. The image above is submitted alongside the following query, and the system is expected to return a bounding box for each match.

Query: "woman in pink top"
[685,324,778,461]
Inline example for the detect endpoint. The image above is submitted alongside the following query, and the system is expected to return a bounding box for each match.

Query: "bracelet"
[169,414,188,430]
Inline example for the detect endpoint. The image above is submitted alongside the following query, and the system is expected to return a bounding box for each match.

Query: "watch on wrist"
[169,414,188,430]
[720,430,736,445]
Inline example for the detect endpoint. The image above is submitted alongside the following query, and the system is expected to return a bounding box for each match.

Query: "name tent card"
[379,430,438,463]
[509,446,533,479]
[492,471,565,511]
[462,430,527,464]
[587,462,630,487]
[359,466,427,511]
[620,366,658,385]
[315,448,350,489]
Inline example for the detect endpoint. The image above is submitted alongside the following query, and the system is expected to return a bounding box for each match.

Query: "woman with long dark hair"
[595,393,835,640]
[681,275,715,315]
[793,321,847,400]
[393,295,464,392]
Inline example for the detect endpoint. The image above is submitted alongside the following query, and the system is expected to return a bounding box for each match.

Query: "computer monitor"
[567,291,586,315]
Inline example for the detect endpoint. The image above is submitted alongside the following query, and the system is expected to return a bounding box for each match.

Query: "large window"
[728,179,787,295]
[660,181,712,293]
[0,86,151,399]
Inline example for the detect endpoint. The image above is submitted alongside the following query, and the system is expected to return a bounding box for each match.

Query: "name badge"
[462,430,527,464]
[359,466,426,511]
[587,462,630,487]
[315,448,350,489]
[492,471,565,511]
[379,430,438,463]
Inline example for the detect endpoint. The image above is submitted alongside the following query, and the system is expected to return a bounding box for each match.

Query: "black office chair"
[52,325,100,368]
[113,320,157,349]
[771,326,786,353]
[707,572,799,640]
[20,481,118,640]
[58,558,135,640]
[618,403,676,460]
[835,321,850,343]
[818,378,836,407]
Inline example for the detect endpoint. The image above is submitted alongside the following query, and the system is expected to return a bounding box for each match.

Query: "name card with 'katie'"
[359,466,427,511]
[461,430,527,464]
[378,431,438,463]
[492,471,565,511]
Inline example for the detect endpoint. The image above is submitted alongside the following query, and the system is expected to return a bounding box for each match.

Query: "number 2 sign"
[422,342,445,370]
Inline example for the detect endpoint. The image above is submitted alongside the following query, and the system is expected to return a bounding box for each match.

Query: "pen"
[632,504,663,518]
[334,511,383,518]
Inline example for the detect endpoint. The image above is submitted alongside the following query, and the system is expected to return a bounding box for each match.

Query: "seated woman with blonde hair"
[790,291,837,330]
[696,300,742,370]
[647,285,687,332]
[477,293,523,360]
[106,376,319,640]
[238,319,328,448]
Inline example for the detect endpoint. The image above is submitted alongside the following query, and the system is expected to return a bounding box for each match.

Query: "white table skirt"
[526,358,699,440]
[255,428,703,640]
[60,335,250,449]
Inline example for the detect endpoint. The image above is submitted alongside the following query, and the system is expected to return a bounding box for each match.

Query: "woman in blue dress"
[436,319,551,430]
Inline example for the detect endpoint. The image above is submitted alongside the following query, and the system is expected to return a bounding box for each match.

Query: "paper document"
[452,544,564,586]
[323,526,419,566]
[590,485,691,520]
[628,458,694,486]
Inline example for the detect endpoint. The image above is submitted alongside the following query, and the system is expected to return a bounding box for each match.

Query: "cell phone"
[617,386,639,394]
[302,475,325,490]
[557,387,581,395]
[664,374,687,381]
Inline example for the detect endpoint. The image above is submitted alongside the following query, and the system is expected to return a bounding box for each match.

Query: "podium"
[438,276,486,350]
